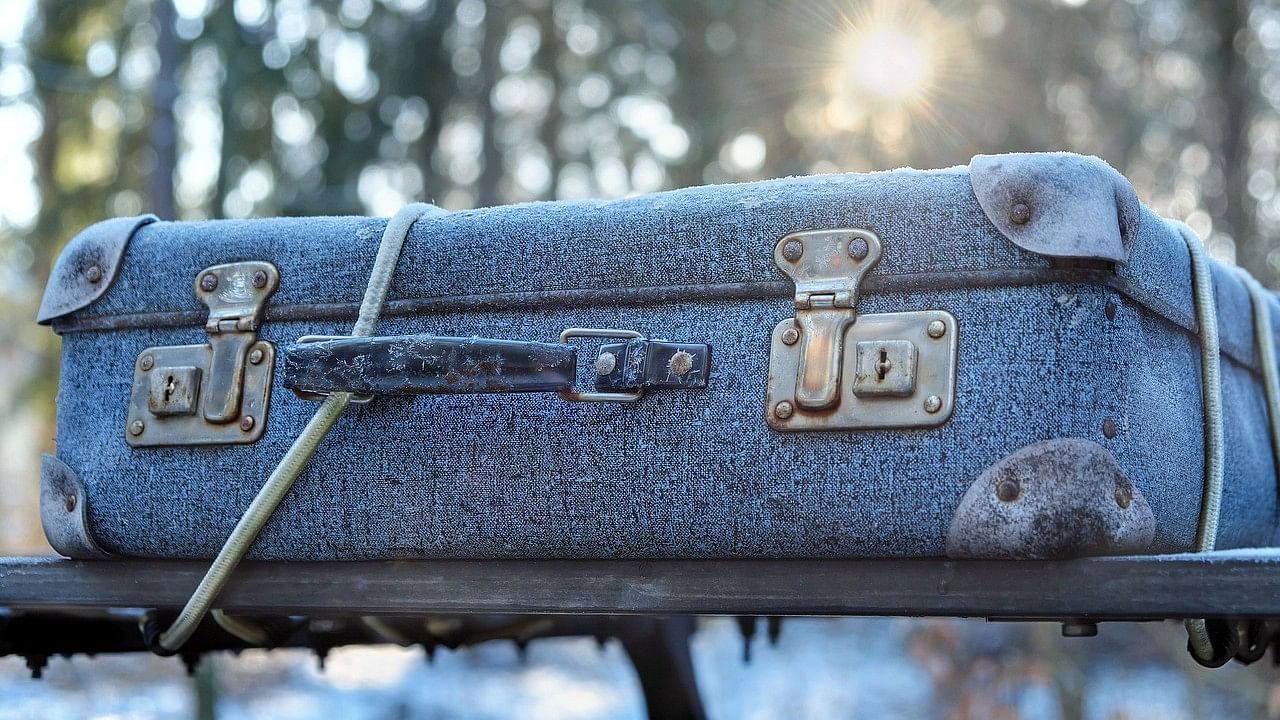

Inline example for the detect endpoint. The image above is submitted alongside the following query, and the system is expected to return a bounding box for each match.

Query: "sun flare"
[823,0,963,141]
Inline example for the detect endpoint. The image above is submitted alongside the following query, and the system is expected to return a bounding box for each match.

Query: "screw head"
[773,401,794,419]
[923,395,942,413]
[128,419,145,436]
[248,347,265,365]
[781,327,800,345]
[139,354,154,371]
[668,350,694,376]
[848,236,869,260]
[1009,202,1032,225]
[595,351,617,376]
[996,477,1021,502]
[85,264,103,284]
[239,416,256,432]
[63,494,76,512]
[926,320,946,339]
[1114,485,1132,509]
[199,273,219,292]
[781,239,804,262]
[252,270,268,289]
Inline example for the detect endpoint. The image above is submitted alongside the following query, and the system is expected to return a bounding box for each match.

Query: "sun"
[824,0,960,123]
[848,27,932,102]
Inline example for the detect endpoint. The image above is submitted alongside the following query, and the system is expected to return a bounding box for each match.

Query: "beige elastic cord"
[1237,268,1280,489]
[155,203,439,653]
[1174,222,1225,663]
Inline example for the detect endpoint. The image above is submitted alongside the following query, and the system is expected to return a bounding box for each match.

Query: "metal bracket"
[125,262,279,447]
[765,229,958,431]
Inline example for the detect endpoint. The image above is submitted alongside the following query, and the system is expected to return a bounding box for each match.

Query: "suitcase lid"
[36,152,1278,378]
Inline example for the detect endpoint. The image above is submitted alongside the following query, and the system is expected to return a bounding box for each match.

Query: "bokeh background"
[4,0,1280,717]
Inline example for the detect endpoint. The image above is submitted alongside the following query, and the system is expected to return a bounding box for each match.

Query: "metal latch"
[765,229,957,431]
[125,262,279,446]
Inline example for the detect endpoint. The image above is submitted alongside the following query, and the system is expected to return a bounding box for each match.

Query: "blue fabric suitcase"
[35,152,1280,562]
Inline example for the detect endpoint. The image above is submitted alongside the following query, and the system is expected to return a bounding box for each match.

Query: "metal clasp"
[765,229,958,431]
[125,262,279,446]
[557,328,644,403]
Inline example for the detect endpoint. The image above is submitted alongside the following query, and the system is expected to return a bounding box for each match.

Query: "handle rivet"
[923,395,942,413]
[251,270,268,289]
[781,239,804,262]
[248,348,265,365]
[129,419,145,436]
[595,352,617,376]
[239,416,256,432]
[848,237,869,260]
[781,327,799,345]
[773,401,794,419]
[199,273,219,292]
[926,320,946,339]
[140,354,155,371]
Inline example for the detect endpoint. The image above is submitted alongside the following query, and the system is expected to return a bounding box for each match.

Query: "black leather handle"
[283,334,577,397]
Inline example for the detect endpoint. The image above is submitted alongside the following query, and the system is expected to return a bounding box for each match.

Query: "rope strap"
[1238,268,1280,492]
[1174,222,1225,664]
[155,203,440,653]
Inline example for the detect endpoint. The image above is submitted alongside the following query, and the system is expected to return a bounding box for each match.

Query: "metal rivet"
[848,237,869,260]
[781,327,800,345]
[1009,202,1031,225]
[996,477,1020,502]
[669,350,694,376]
[923,395,942,413]
[781,239,804,262]
[595,352,617,376]
[199,273,218,292]
[139,354,154,371]
[1105,301,1117,321]
[926,320,946,339]
[239,416,256,432]
[248,348,265,365]
[85,264,103,284]
[63,494,76,512]
[128,419,145,436]
[1114,486,1132,509]
[1102,418,1117,439]
[252,270,268,289]
[773,401,794,419]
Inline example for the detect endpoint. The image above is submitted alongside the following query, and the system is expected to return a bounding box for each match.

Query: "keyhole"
[164,375,176,402]
[875,348,892,381]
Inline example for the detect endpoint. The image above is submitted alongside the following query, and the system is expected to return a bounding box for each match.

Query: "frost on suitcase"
[34,152,1280,561]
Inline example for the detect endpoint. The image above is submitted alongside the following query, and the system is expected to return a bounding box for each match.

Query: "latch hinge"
[125,262,279,446]
[765,229,958,431]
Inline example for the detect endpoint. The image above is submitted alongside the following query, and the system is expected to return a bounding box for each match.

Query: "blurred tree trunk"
[1206,0,1256,277]
[211,0,240,219]
[476,1,504,207]
[536,3,560,199]
[150,0,180,219]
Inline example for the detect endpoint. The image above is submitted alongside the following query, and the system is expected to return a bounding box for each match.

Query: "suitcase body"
[36,152,1280,560]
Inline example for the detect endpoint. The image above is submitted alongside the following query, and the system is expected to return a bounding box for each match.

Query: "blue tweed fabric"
[47,162,1280,559]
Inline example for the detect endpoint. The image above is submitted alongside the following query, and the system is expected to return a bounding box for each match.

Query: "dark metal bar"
[3,553,1279,619]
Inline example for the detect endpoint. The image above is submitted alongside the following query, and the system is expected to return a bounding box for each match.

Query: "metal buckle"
[765,229,958,431]
[125,262,278,446]
[557,328,645,403]
[288,335,375,404]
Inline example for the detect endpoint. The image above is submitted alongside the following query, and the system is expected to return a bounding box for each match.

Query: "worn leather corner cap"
[969,153,1139,264]
[40,454,111,559]
[36,214,158,325]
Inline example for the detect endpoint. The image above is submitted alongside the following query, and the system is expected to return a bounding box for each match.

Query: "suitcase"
[35,151,1280,562]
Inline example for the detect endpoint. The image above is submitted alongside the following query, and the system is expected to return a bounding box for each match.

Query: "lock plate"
[125,261,278,447]
[765,228,958,431]
[766,311,957,430]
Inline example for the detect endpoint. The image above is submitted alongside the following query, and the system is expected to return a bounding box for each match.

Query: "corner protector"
[40,454,111,559]
[36,214,158,325]
[945,438,1154,560]
[968,153,1139,264]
